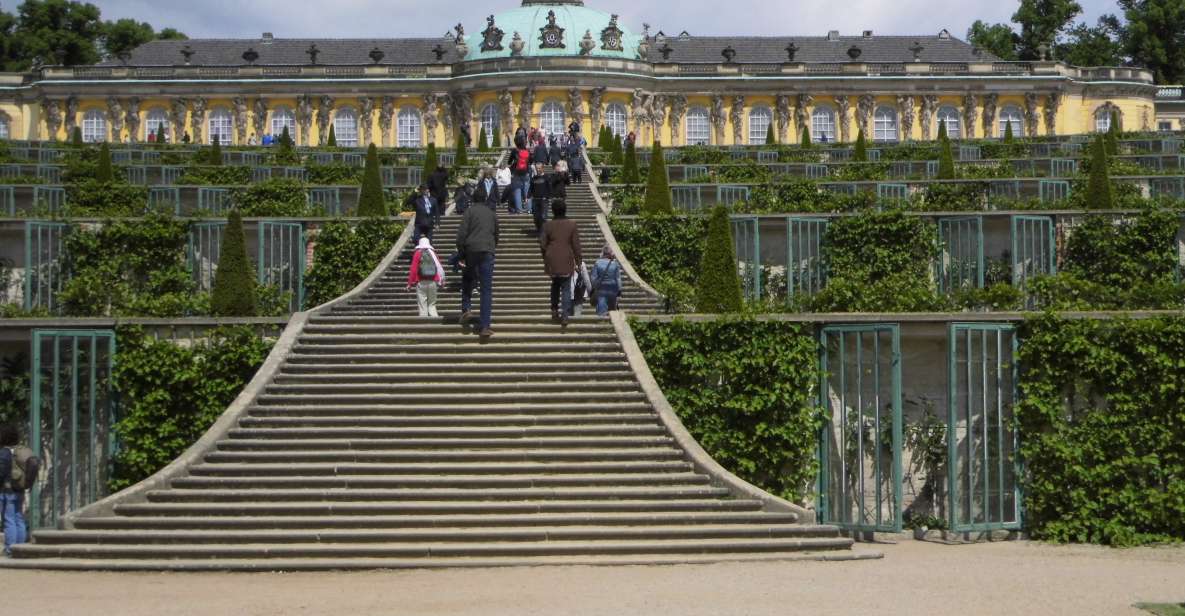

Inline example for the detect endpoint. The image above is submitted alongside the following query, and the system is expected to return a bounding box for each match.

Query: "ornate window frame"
[748,106,772,145]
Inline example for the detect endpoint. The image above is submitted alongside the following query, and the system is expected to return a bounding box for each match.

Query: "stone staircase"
[5,181,871,570]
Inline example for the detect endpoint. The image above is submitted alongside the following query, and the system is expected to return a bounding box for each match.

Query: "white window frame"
[539,101,565,137]
[208,108,233,145]
[479,104,499,141]
[0,116,9,140]
[334,107,359,147]
[748,107,772,145]
[998,106,1024,138]
[605,103,627,138]
[936,106,961,139]
[271,107,296,140]
[82,109,107,143]
[144,109,169,142]
[1159,121,1174,133]
[873,106,899,143]
[811,107,836,143]
[686,107,710,145]
[397,107,421,148]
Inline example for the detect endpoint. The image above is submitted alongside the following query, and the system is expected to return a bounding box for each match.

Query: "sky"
[92,0,1124,41]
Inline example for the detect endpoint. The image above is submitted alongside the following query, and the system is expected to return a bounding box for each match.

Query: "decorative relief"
[253,98,268,140]
[107,97,124,140]
[379,96,395,146]
[1024,92,1040,138]
[588,86,606,137]
[710,95,726,144]
[981,93,998,137]
[898,95,915,141]
[518,86,535,131]
[233,96,249,144]
[359,96,375,146]
[170,98,189,143]
[855,94,875,137]
[296,95,314,146]
[920,95,939,140]
[567,88,585,127]
[601,14,624,51]
[775,94,791,143]
[730,95,745,144]
[481,15,505,52]
[190,97,207,143]
[538,10,565,49]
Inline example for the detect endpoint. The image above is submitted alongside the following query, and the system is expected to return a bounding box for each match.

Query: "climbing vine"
[304,218,406,307]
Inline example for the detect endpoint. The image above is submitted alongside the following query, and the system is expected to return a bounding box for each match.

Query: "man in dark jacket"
[427,166,450,220]
[566,141,585,183]
[456,188,500,338]
[453,180,475,215]
[548,137,562,167]
[507,144,532,214]
[409,184,438,244]
[528,162,552,233]
[473,166,500,208]
[531,140,549,166]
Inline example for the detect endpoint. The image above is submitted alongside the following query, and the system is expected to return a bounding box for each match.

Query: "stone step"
[111,498,766,517]
[224,424,664,439]
[236,415,661,429]
[288,343,626,355]
[246,402,651,415]
[144,485,735,503]
[251,391,649,406]
[169,472,709,490]
[273,369,636,382]
[218,436,672,452]
[301,323,613,335]
[261,381,641,395]
[295,333,620,345]
[282,352,628,364]
[186,459,691,475]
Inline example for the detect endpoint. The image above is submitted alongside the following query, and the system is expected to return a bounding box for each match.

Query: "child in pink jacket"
[407,237,444,317]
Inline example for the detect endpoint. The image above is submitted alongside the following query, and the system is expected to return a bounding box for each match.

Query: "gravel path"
[3,541,1182,615]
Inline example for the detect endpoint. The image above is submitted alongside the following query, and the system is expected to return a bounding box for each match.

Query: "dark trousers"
[461,251,495,331]
[532,198,549,231]
[413,223,434,244]
[570,168,582,183]
[550,275,572,318]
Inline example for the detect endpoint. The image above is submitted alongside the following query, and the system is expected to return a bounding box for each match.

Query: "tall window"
[539,102,565,136]
[811,107,836,143]
[998,105,1024,138]
[479,104,499,141]
[936,106,961,139]
[1094,108,1115,133]
[686,107,710,145]
[208,108,233,145]
[0,116,9,140]
[271,107,296,139]
[82,109,107,143]
[605,103,627,137]
[748,107,772,145]
[873,106,898,142]
[334,108,359,147]
[397,107,421,148]
[145,109,169,141]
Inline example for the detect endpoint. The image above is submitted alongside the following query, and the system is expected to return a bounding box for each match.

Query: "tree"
[853,129,867,162]
[156,28,186,41]
[1055,15,1125,67]
[101,18,154,60]
[491,127,501,148]
[208,135,223,166]
[765,123,776,145]
[642,141,673,215]
[71,126,83,147]
[5,0,104,69]
[325,124,337,147]
[422,142,438,184]
[1120,0,1185,84]
[621,139,639,184]
[1106,110,1121,155]
[610,133,623,165]
[95,141,112,182]
[210,209,257,317]
[695,204,744,313]
[1004,120,1015,143]
[937,132,956,180]
[1012,0,1083,60]
[477,126,489,151]
[454,133,469,168]
[155,124,166,146]
[938,118,949,142]
[356,143,386,217]
[1085,134,1114,210]
[800,125,812,148]
[967,20,1019,60]
[275,126,297,165]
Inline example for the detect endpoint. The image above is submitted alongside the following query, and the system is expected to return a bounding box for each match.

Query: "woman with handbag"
[591,246,623,317]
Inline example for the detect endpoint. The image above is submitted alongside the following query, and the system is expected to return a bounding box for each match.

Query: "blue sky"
[93,0,1124,40]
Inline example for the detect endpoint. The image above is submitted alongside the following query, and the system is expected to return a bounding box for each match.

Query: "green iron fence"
[947,323,1021,532]
[258,221,305,313]
[1011,215,1056,291]
[0,185,14,217]
[786,217,828,298]
[23,221,68,313]
[29,329,117,529]
[731,216,761,301]
[818,324,903,532]
[188,221,225,292]
[937,216,984,293]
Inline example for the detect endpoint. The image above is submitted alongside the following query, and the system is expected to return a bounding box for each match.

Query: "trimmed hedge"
[695,205,744,313]
[210,210,257,317]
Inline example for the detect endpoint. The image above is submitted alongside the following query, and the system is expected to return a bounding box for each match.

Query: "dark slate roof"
[98,38,461,67]
[656,34,998,64]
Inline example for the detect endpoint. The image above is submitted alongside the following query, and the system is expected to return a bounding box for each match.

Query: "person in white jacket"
[406,237,444,317]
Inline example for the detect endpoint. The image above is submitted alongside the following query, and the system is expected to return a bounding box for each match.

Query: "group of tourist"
[405,123,620,337]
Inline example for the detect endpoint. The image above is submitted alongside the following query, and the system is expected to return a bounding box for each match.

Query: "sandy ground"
[2,541,1182,616]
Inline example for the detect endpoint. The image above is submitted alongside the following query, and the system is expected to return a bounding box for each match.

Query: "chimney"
[863,30,873,38]
[827,30,840,41]
[262,32,274,45]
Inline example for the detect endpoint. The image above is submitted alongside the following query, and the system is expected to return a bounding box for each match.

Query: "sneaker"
[478,328,494,338]
[460,311,474,324]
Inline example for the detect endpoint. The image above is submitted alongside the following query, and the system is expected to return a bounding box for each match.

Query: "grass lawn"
[1136,604,1185,616]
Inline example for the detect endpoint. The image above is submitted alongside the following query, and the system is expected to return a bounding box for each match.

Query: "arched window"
[479,104,499,141]
[334,108,359,147]
[748,107,772,145]
[811,107,836,143]
[208,108,233,145]
[82,109,107,143]
[604,103,627,137]
[1094,107,1117,133]
[539,102,565,137]
[873,106,898,142]
[936,106,961,139]
[998,105,1024,138]
[144,108,169,142]
[271,107,296,140]
[0,115,9,140]
[686,107,710,145]
[397,107,421,148]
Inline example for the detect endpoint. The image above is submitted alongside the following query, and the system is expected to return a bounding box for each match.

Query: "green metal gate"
[786,217,828,298]
[947,324,1021,532]
[731,216,761,301]
[29,330,117,529]
[257,221,305,312]
[1011,215,1056,289]
[937,217,984,293]
[819,325,903,532]
[188,222,225,292]
[23,221,68,312]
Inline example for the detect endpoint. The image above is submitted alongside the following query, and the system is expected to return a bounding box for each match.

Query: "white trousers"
[416,281,439,317]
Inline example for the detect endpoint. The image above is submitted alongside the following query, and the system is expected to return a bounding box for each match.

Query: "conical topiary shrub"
[477,126,489,152]
[853,129,868,162]
[326,124,337,147]
[357,143,386,217]
[1086,134,1114,210]
[1106,110,1120,156]
[622,140,639,184]
[1003,120,1014,143]
[765,123,776,145]
[642,141,673,215]
[800,125,812,148]
[155,124,167,146]
[95,142,114,183]
[695,204,744,313]
[71,126,84,147]
[611,133,623,165]
[937,126,956,180]
[210,209,258,317]
[208,135,223,166]
[492,127,501,148]
[422,142,438,183]
[937,119,948,142]
[454,134,469,168]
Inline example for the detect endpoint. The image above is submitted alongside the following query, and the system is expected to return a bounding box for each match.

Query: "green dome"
[464,1,641,61]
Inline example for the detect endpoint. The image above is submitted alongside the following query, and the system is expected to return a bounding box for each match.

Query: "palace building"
[0,0,1160,148]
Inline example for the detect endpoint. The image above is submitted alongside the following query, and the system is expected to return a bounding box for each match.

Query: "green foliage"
[853,129,868,162]
[422,142,438,185]
[178,165,251,186]
[274,126,299,165]
[1012,0,1083,60]
[1055,15,1124,67]
[1003,119,1015,143]
[154,124,166,146]
[937,135,956,180]
[109,325,273,491]
[765,123,776,145]
[454,134,469,167]
[695,205,744,313]
[1016,315,1185,546]
[610,133,624,165]
[325,124,337,148]
[492,127,502,148]
[1106,111,1121,155]
[207,136,223,166]
[231,179,312,217]
[1085,135,1114,210]
[642,141,673,215]
[59,214,202,317]
[356,143,386,218]
[210,209,257,317]
[937,119,948,142]
[800,125,812,148]
[1121,0,1185,84]
[622,140,640,184]
[304,218,404,306]
[632,317,825,502]
[0,354,29,430]
[967,20,1019,60]
[745,178,878,214]
[95,142,113,182]
[609,214,707,309]
[64,180,148,217]
[71,126,83,147]
[477,126,489,152]
[306,163,360,185]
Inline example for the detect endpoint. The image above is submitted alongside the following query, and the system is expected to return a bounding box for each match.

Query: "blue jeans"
[461,252,495,331]
[509,176,527,213]
[596,286,620,316]
[1,491,27,557]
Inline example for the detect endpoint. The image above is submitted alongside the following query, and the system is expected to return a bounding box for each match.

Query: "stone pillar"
[962,93,977,139]
[1044,92,1061,136]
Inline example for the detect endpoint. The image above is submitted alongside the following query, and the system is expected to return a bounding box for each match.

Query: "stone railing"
[1158,86,1183,99]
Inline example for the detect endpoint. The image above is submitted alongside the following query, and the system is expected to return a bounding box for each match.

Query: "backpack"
[514,149,531,173]
[417,250,438,279]
[4,446,39,492]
